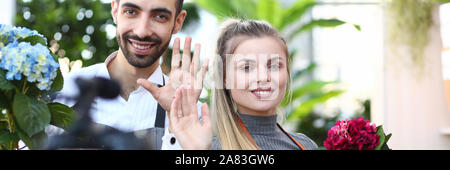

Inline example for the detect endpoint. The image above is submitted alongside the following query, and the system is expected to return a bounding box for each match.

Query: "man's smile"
[128,39,156,55]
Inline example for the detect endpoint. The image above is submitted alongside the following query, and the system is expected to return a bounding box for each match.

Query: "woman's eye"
[241,65,252,71]
[269,64,280,70]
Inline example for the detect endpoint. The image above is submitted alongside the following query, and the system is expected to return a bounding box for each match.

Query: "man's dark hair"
[116,0,184,15]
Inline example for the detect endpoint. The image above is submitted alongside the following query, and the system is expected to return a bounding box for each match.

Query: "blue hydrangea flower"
[0,42,59,91]
[1,24,57,91]
[0,24,47,45]
[0,24,15,46]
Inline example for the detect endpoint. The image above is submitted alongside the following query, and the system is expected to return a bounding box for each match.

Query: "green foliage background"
[15,0,117,67]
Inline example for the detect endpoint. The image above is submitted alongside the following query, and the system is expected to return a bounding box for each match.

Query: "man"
[51,0,206,150]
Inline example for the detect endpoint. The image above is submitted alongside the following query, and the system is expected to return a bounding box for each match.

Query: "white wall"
[0,0,15,25]
[378,5,450,150]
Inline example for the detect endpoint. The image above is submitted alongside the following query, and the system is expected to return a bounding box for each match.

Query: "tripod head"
[46,77,146,150]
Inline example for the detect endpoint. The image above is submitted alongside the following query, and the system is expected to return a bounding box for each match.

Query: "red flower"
[324,117,380,150]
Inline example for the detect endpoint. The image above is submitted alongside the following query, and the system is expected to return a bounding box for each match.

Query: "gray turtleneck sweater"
[210,113,318,150]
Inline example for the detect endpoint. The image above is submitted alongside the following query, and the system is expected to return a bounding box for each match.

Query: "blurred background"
[1,0,449,149]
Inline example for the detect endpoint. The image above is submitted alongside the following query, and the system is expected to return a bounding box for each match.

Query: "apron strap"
[236,115,307,150]
[236,116,260,149]
[154,76,166,128]
[277,123,307,150]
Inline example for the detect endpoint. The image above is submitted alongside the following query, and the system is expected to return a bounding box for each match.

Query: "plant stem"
[6,109,15,133]
[5,109,16,150]
[22,81,27,94]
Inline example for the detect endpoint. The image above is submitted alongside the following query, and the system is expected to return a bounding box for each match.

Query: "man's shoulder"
[55,63,106,106]
[66,63,105,80]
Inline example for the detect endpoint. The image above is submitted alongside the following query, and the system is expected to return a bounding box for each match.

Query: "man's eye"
[125,9,136,15]
[156,14,167,19]
[155,14,169,21]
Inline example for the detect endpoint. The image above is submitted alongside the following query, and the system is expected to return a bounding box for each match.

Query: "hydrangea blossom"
[0,24,47,46]
[0,24,58,91]
[324,117,380,150]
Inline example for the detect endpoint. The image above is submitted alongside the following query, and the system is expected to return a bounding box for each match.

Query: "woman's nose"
[257,67,270,83]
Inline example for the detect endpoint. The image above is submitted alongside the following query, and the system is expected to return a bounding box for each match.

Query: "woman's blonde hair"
[211,19,292,150]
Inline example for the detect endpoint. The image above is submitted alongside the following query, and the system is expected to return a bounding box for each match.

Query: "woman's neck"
[236,111,278,135]
[236,105,278,117]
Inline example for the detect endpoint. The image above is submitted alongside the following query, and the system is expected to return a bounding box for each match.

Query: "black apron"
[125,77,167,150]
[122,76,167,150]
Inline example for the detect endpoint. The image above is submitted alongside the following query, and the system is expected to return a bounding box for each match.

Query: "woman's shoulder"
[288,132,319,150]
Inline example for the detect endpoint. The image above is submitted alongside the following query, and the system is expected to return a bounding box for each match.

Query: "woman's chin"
[241,103,279,115]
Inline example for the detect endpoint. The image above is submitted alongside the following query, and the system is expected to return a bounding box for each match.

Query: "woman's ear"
[172,10,187,34]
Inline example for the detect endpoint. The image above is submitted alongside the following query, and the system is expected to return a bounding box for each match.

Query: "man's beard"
[117,32,170,68]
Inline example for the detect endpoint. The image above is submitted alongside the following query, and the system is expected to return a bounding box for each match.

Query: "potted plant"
[0,24,75,150]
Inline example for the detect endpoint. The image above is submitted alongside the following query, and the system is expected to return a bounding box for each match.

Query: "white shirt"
[51,51,196,149]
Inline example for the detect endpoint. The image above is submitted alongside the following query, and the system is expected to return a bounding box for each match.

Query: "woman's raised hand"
[169,85,212,150]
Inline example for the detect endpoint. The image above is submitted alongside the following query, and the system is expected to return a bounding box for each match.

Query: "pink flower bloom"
[324,117,380,150]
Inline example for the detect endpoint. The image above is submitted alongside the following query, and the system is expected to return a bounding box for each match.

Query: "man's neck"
[108,50,159,101]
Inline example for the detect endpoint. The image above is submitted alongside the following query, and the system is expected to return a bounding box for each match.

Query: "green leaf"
[287,90,344,120]
[18,35,47,46]
[50,53,59,62]
[0,121,8,129]
[375,125,392,150]
[195,0,257,20]
[17,128,48,150]
[375,126,386,150]
[281,79,338,107]
[381,133,392,150]
[12,93,51,137]
[0,129,20,145]
[230,0,257,19]
[48,68,64,93]
[279,0,316,30]
[292,63,317,81]
[256,0,282,27]
[353,24,362,31]
[385,133,392,142]
[24,82,41,98]
[433,0,450,3]
[195,0,241,21]
[48,102,76,131]
[181,2,201,32]
[289,50,298,67]
[288,19,347,41]
[47,53,63,93]
[291,81,338,101]
[0,93,8,109]
[0,69,16,91]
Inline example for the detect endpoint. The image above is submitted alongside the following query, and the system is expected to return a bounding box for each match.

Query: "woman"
[168,19,318,150]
